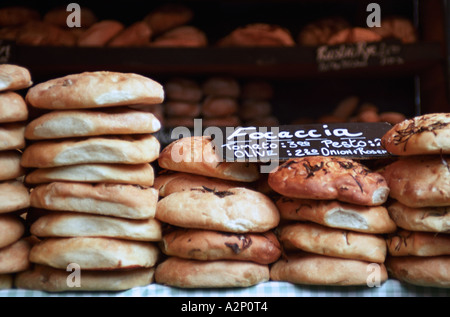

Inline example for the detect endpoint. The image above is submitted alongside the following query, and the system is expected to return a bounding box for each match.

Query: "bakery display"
[0,65,31,289]
[17,71,164,292]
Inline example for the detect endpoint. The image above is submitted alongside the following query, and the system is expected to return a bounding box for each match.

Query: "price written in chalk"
[219,122,392,162]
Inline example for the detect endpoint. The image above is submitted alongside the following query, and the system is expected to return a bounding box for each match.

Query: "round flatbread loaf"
[0,91,28,123]
[0,274,13,289]
[268,156,389,206]
[21,134,160,168]
[380,156,450,208]
[15,265,155,292]
[29,237,160,270]
[25,163,155,187]
[279,222,386,263]
[0,151,25,181]
[0,64,32,92]
[270,252,388,286]
[25,108,161,140]
[154,170,245,197]
[155,257,269,288]
[387,201,450,233]
[30,211,162,241]
[161,229,281,264]
[387,230,450,257]
[158,136,260,182]
[30,182,158,219]
[0,180,30,214]
[25,71,164,109]
[0,123,25,150]
[0,214,24,248]
[386,255,450,288]
[0,238,30,274]
[276,197,396,234]
[381,113,450,156]
[156,187,280,233]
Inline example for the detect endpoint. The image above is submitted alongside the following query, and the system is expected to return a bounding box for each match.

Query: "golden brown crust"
[14,265,155,292]
[161,229,281,264]
[0,151,25,181]
[0,214,24,248]
[155,257,269,288]
[164,100,201,117]
[381,113,450,155]
[270,252,388,286]
[30,211,162,241]
[0,123,25,150]
[217,23,295,47]
[327,27,382,45]
[380,155,450,207]
[153,170,245,197]
[387,200,450,233]
[279,222,386,263]
[298,17,351,46]
[201,96,238,118]
[108,21,152,47]
[25,108,161,140]
[158,136,259,182]
[25,163,155,187]
[77,20,124,46]
[15,21,77,46]
[21,134,160,168]
[0,180,30,214]
[268,156,389,206]
[29,237,160,270]
[143,4,193,36]
[25,71,164,109]
[30,182,159,219]
[150,26,207,47]
[386,230,450,257]
[156,187,280,233]
[371,16,417,44]
[0,238,30,274]
[0,6,40,27]
[386,255,450,288]
[164,78,203,102]
[202,77,241,98]
[0,64,32,92]
[0,92,28,123]
[43,6,98,28]
[275,196,396,234]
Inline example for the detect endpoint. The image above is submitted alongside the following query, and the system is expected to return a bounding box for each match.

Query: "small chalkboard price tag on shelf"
[214,122,393,162]
[0,40,12,63]
[316,40,404,72]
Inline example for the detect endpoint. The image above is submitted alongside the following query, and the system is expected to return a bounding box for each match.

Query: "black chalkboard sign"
[211,122,393,162]
[316,40,404,72]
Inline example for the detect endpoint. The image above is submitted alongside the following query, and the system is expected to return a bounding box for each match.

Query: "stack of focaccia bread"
[268,156,397,286]
[153,136,282,288]
[380,113,450,288]
[0,64,33,289]
[14,71,165,292]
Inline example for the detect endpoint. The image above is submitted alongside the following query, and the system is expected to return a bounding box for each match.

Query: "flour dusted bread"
[30,211,162,241]
[270,252,388,286]
[0,123,25,150]
[0,92,28,123]
[25,108,161,140]
[0,64,33,92]
[387,230,450,257]
[156,187,279,233]
[0,214,24,248]
[154,171,245,197]
[380,155,450,207]
[25,71,164,109]
[158,136,259,182]
[276,197,396,234]
[15,265,155,292]
[161,229,281,264]
[21,134,160,168]
[0,180,30,214]
[268,156,389,206]
[155,257,269,288]
[387,201,450,233]
[26,163,155,186]
[381,113,450,155]
[30,182,158,219]
[29,237,160,270]
[0,151,25,181]
[279,222,386,263]
[386,255,450,288]
[0,238,30,273]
